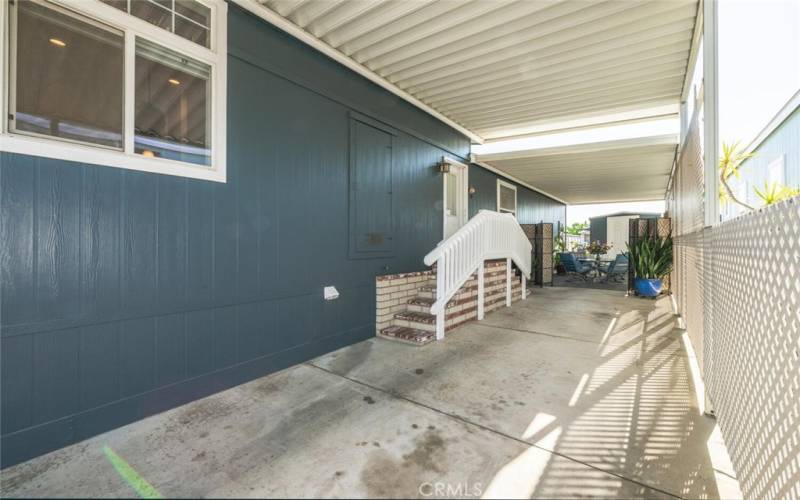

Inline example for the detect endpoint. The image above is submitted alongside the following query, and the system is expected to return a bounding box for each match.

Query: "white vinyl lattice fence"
[670,108,799,499]
[701,199,800,500]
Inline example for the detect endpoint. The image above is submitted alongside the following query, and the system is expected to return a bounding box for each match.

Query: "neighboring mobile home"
[0,1,564,467]
[588,212,661,257]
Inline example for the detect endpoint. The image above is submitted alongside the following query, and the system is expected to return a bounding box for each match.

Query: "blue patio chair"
[559,253,594,281]
[599,254,629,283]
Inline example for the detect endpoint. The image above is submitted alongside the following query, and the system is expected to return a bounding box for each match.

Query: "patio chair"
[559,253,594,281]
[599,254,629,283]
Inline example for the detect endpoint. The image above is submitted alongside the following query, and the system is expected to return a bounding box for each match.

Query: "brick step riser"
[415,279,522,301]
[406,284,523,314]
[398,291,524,332]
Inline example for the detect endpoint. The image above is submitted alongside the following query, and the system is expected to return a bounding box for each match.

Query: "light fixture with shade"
[168,78,180,86]
[49,38,66,47]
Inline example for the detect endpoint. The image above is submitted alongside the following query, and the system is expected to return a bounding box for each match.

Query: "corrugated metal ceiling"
[478,136,678,204]
[255,0,698,142]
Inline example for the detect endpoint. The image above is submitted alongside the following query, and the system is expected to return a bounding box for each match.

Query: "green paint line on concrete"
[102,445,163,499]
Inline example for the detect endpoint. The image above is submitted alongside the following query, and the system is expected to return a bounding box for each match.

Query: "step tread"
[394,310,436,324]
[378,326,434,346]
[407,296,435,307]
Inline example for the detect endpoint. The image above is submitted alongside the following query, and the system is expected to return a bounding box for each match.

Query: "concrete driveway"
[1,287,728,498]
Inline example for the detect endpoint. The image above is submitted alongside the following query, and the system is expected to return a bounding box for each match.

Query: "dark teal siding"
[469,164,566,229]
[0,5,469,467]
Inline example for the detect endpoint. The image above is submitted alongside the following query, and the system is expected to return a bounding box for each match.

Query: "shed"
[589,212,661,257]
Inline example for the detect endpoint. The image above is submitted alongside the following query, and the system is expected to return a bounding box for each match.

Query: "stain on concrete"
[363,396,375,404]
[177,398,236,427]
[414,368,424,375]
[402,430,446,473]
[327,341,373,376]
[411,424,419,429]
[360,429,448,498]
[192,451,206,462]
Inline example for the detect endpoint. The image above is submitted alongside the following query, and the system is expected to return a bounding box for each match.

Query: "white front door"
[443,159,468,239]
[606,215,639,257]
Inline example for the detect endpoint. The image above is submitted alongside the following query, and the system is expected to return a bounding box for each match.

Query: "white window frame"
[767,155,785,186]
[496,179,517,216]
[0,0,228,183]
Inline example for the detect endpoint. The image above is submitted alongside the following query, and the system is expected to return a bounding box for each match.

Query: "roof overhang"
[475,134,679,204]
[232,0,699,204]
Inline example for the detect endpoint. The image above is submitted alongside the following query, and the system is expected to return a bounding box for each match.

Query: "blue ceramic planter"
[634,278,662,297]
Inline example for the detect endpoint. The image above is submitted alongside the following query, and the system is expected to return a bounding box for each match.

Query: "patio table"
[579,258,615,281]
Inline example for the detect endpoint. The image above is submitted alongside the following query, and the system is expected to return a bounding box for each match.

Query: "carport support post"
[477,260,485,320]
[506,258,512,307]
[521,275,527,299]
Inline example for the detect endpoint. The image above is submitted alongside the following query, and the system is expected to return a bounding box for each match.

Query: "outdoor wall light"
[469,186,476,197]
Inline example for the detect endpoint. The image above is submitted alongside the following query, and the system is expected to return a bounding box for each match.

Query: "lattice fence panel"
[674,230,705,372]
[704,198,800,500]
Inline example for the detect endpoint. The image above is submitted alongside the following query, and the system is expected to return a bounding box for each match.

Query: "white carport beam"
[476,135,678,163]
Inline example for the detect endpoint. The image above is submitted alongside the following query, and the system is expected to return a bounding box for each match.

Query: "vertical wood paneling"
[187,182,214,307]
[1,335,33,434]
[155,313,186,387]
[350,120,394,255]
[81,167,121,318]
[36,159,81,320]
[157,176,188,311]
[213,306,238,369]
[275,295,315,352]
[121,172,157,314]
[119,317,155,397]
[80,323,120,409]
[33,329,80,424]
[0,6,484,466]
[237,301,275,361]
[213,173,237,305]
[186,309,214,377]
[229,61,262,301]
[468,164,566,229]
[0,154,36,325]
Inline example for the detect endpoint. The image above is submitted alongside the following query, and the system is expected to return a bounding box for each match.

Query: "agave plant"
[626,236,673,280]
[754,182,800,205]
[719,141,755,210]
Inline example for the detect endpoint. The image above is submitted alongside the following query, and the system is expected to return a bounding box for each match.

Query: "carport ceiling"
[476,135,678,204]
[245,0,699,142]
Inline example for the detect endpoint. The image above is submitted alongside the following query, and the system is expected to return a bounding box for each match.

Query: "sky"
[567,201,665,226]
[718,0,800,146]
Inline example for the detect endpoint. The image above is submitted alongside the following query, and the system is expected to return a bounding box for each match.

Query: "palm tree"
[719,141,755,211]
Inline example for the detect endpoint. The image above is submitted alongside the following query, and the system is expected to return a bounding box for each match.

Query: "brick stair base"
[377,259,525,346]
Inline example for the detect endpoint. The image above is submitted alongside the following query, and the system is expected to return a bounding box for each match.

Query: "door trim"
[442,156,469,240]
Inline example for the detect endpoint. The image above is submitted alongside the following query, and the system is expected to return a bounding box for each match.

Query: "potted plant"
[586,240,611,262]
[626,236,673,297]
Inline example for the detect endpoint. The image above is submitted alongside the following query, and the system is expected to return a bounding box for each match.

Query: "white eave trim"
[474,134,678,162]
[744,89,800,155]
[231,0,484,144]
[470,157,568,206]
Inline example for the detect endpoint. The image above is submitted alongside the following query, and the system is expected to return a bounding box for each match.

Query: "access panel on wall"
[349,117,395,258]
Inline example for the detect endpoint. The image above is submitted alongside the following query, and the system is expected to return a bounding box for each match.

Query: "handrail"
[423,210,532,337]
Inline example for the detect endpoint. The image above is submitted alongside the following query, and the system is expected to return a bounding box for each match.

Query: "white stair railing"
[423,210,532,340]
